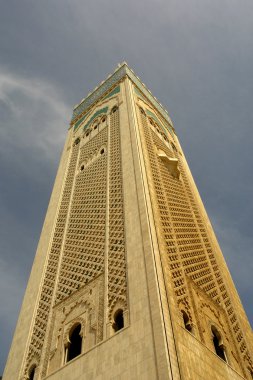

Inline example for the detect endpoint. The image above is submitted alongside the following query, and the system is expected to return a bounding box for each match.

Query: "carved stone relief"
[47,275,104,376]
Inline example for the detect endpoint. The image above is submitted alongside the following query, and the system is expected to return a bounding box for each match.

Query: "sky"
[0,0,253,374]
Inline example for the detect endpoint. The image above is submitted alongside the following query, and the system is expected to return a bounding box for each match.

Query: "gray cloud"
[0,68,71,372]
[1,0,253,373]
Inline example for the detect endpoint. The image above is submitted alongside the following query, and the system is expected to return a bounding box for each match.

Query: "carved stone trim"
[63,317,86,346]
[71,63,172,128]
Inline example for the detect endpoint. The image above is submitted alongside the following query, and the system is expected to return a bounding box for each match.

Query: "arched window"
[149,117,154,126]
[74,137,80,146]
[111,106,118,114]
[28,366,36,380]
[171,142,177,152]
[162,133,167,141]
[112,309,124,332]
[93,119,99,130]
[139,107,145,115]
[67,324,82,362]
[181,310,192,333]
[211,326,227,362]
[101,115,106,123]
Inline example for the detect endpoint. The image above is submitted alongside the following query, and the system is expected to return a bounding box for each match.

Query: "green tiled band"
[82,107,108,131]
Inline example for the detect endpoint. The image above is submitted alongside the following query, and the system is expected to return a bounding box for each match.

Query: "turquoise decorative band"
[74,111,91,131]
[104,85,120,100]
[134,86,146,101]
[73,86,120,131]
[82,107,108,131]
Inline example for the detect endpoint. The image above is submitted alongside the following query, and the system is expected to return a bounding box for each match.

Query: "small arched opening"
[112,309,124,332]
[149,117,154,125]
[181,310,192,333]
[247,367,253,379]
[171,142,177,152]
[28,366,36,380]
[139,107,145,115]
[111,106,118,114]
[93,119,99,130]
[211,326,227,362]
[67,323,82,362]
[74,137,80,146]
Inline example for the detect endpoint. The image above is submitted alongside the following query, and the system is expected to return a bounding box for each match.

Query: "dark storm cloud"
[1,0,253,373]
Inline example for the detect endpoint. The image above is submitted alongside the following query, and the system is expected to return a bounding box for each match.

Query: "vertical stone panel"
[135,98,252,377]
[107,106,128,321]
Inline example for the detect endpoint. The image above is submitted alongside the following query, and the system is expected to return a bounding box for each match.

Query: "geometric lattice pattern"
[55,127,108,302]
[23,143,80,377]
[22,103,129,378]
[108,107,127,316]
[137,103,252,374]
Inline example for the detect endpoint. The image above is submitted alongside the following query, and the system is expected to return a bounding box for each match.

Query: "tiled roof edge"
[71,62,173,127]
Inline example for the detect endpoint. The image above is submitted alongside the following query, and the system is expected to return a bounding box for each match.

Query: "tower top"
[71,62,173,127]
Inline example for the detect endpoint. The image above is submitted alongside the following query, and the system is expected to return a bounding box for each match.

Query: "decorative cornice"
[71,62,173,128]
[71,65,126,123]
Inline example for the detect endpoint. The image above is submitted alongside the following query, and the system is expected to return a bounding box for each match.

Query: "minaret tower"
[4,63,253,380]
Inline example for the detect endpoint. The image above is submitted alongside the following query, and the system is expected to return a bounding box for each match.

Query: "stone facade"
[3,63,253,380]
